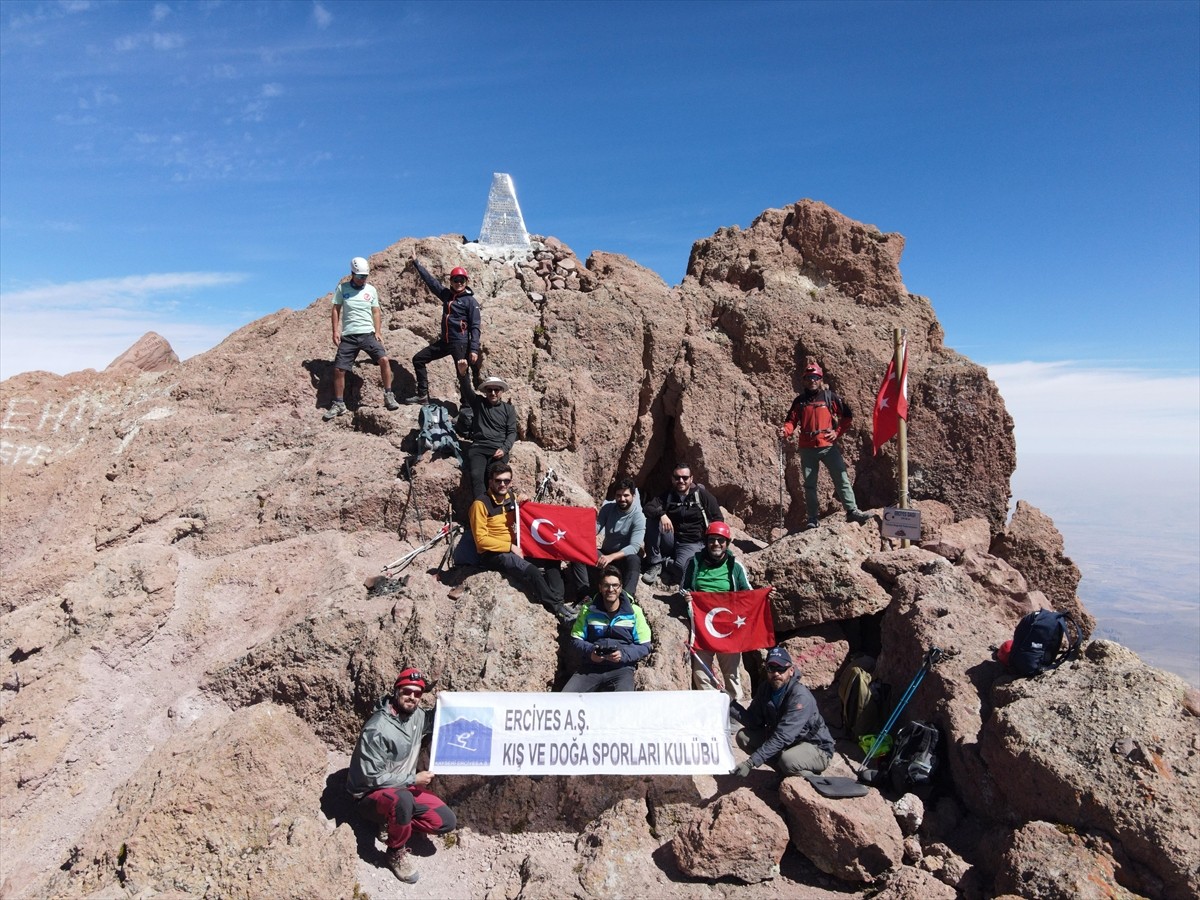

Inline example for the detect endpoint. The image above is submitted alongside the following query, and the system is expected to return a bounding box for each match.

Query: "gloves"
[732,760,754,778]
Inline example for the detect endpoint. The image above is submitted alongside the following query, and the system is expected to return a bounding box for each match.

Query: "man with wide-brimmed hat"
[459,374,517,498]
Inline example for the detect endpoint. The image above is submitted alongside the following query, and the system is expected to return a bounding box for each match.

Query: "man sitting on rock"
[346,668,457,884]
[468,461,575,622]
[731,647,834,778]
[567,477,646,602]
[562,566,653,692]
[778,362,873,529]
[641,462,723,587]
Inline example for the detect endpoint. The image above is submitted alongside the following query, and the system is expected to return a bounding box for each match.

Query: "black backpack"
[1009,610,1082,677]
[887,721,939,791]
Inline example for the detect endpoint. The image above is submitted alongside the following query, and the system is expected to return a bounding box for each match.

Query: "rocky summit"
[1,199,1195,899]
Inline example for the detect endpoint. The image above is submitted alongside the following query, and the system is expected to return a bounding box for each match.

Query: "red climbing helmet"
[706,521,732,541]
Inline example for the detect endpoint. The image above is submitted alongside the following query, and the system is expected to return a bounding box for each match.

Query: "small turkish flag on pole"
[872,339,909,456]
[517,502,597,566]
[690,588,776,653]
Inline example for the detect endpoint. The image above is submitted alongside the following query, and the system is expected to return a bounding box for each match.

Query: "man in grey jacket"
[567,478,646,601]
[346,668,456,883]
[730,647,834,777]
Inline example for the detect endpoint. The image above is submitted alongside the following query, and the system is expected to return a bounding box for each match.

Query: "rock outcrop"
[0,198,1180,900]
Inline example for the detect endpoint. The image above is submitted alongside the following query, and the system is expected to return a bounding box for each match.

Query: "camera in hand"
[594,639,621,656]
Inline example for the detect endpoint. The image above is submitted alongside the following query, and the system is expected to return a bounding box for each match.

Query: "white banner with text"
[430,691,734,775]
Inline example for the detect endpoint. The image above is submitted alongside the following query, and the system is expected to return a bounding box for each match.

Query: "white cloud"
[151,32,183,50]
[0,272,249,379]
[152,3,170,22]
[986,361,1200,456]
[113,31,183,52]
[261,83,284,98]
[312,2,332,29]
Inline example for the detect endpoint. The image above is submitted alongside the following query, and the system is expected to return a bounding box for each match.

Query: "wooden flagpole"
[894,327,910,548]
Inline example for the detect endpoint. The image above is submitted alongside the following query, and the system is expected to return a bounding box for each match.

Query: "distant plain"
[1012,453,1200,686]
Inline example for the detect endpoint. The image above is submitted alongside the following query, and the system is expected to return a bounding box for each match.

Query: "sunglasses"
[398,686,424,697]
[492,478,512,486]
[672,475,692,482]
[706,536,728,544]
[767,665,790,674]
[483,387,503,394]
[450,276,467,283]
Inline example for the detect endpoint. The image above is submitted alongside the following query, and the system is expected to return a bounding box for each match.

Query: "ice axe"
[857,646,944,780]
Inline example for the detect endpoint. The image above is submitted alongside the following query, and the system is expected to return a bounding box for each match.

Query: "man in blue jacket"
[731,647,834,777]
[346,668,457,883]
[409,258,482,403]
[562,567,653,692]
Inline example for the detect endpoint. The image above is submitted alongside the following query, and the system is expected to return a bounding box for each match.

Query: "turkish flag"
[872,341,909,455]
[517,502,597,566]
[690,588,776,653]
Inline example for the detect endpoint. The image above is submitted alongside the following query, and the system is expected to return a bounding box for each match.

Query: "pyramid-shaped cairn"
[478,172,530,247]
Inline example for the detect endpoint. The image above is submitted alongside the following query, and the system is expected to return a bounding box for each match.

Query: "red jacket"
[781,389,852,448]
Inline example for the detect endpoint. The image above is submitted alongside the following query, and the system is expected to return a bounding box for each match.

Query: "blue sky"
[1,0,1197,455]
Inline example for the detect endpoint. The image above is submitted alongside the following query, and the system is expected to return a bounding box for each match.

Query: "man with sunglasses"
[641,462,723,587]
[730,647,834,778]
[408,258,482,403]
[680,521,751,704]
[325,256,400,419]
[347,668,457,884]
[778,362,873,530]
[459,375,517,498]
[468,462,575,622]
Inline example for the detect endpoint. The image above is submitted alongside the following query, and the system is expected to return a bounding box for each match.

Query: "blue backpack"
[417,403,463,466]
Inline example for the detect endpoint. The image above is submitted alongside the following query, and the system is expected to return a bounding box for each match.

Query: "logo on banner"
[435,707,494,766]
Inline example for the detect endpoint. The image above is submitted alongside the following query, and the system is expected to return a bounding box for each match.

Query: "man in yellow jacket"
[468,462,574,622]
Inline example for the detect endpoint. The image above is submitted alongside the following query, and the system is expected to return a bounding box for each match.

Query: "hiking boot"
[385,848,419,884]
[846,509,874,524]
[803,519,819,531]
[554,601,581,623]
[640,563,662,586]
[384,391,401,411]
[405,392,428,405]
[377,823,389,843]
[323,400,347,420]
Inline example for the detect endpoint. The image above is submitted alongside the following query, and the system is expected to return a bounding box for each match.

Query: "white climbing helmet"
[350,257,369,276]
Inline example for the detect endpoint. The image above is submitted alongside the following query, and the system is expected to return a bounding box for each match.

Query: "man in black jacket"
[409,259,482,403]
[730,647,834,777]
[641,462,723,587]
[460,375,517,498]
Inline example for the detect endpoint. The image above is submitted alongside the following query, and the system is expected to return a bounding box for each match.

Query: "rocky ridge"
[1,199,1195,899]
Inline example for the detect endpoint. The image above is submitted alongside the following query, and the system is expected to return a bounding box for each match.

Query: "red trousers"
[356,785,456,850]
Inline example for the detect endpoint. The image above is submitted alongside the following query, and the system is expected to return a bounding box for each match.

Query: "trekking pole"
[535,467,557,502]
[381,522,455,577]
[857,646,943,775]
[777,438,786,535]
[403,460,427,542]
[435,520,461,575]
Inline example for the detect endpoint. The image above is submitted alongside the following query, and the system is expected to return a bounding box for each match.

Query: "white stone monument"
[478,172,530,248]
